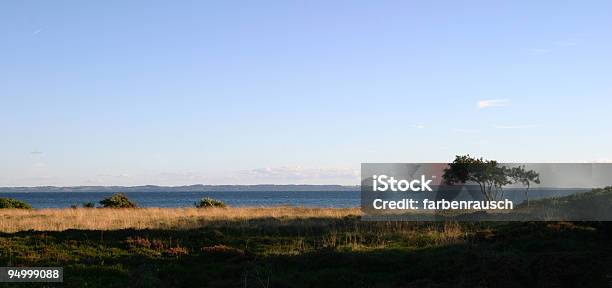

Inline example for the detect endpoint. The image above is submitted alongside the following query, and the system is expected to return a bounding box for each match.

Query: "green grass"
[1,188,611,287]
[0,218,611,287]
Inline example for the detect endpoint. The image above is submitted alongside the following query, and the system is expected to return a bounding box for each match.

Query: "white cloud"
[527,40,577,56]
[472,140,489,145]
[238,166,359,184]
[32,162,46,168]
[411,124,425,129]
[98,167,362,186]
[529,48,551,56]
[555,39,578,47]
[492,124,538,129]
[477,99,511,109]
[452,128,479,133]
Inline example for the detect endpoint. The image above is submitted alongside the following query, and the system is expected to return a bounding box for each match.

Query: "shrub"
[0,198,32,209]
[151,239,165,250]
[201,245,245,256]
[99,193,137,208]
[125,237,151,249]
[195,197,227,208]
[163,247,189,257]
[71,202,95,208]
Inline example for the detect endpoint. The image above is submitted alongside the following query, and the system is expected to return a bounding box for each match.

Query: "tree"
[99,193,137,208]
[442,155,512,201]
[508,166,540,207]
[443,155,540,203]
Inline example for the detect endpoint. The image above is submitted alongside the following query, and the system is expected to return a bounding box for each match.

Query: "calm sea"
[0,191,361,208]
[0,188,591,209]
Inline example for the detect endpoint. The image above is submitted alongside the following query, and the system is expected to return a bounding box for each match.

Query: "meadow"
[0,205,611,287]
[0,207,360,232]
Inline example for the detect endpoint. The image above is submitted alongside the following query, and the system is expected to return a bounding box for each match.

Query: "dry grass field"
[0,207,361,232]
[1,188,611,287]
[0,206,610,286]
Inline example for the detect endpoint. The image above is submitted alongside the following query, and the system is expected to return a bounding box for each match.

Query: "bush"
[71,202,95,208]
[125,237,151,249]
[99,193,137,208]
[0,198,32,209]
[195,197,227,208]
[201,245,245,257]
[163,247,189,257]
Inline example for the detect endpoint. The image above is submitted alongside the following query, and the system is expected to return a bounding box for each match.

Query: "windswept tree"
[442,155,512,201]
[443,155,540,203]
[508,166,540,207]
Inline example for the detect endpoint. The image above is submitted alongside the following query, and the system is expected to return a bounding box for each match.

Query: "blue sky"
[1,1,611,186]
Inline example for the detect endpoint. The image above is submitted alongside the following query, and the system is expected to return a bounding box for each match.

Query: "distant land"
[0,184,360,193]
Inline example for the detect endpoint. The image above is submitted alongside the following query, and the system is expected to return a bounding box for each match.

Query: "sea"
[0,188,592,209]
[0,190,361,208]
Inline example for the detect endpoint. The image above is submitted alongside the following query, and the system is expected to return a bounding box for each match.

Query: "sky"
[1,1,611,186]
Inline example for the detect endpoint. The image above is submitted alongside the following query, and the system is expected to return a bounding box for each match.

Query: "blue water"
[0,188,592,209]
[0,191,361,208]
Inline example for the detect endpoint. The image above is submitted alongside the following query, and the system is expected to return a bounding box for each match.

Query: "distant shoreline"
[0,184,360,193]
[0,186,593,193]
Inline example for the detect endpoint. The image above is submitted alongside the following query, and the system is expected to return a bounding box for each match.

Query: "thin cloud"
[32,29,43,36]
[477,99,510,109]
[529,48,551,56]
[493,124,538,129]
[240,166,359,183]
[473,140,489,145]
[29,151,43,155]
[452,128,479,133]
[555,39,579,47]
[32,162,46,168]
[528,40,577,56]
[411,124,425,129]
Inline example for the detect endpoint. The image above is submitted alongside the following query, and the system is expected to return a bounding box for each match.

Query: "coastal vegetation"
[0,189,610,287]
[195,197,227,208]
[0,210,609,287]
[0,198,31,209]
[443,155,540,201]
[99,193,137,208]
[0,206,358,232]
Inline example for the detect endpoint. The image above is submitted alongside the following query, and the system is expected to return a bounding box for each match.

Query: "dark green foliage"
[83,202,96,208]
[0,219,609,287]
[443,155,511,200]
[0,189,610,287]
[508,165,541,207]
[195,197,227,208]
[518,186,612,220]
[443,155,540,201]
[0,198,32,209]
[99,193,137,208]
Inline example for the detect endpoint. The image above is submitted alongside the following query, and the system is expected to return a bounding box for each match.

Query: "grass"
[0,207,361,232]
[0,207,610,287]
[1,189,612,287]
